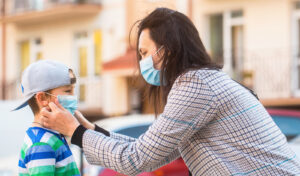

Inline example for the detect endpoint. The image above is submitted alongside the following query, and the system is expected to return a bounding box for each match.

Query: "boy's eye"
[65,90,72,93]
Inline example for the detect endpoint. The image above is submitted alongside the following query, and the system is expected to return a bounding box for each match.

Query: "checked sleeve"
[81,71,217,175]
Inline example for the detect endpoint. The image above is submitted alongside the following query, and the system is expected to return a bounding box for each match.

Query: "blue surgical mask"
[139,46,163,86]
[45,93,78,115]
[57,95,78,115]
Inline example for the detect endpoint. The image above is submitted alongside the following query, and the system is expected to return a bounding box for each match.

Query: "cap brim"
[11,94,34,111]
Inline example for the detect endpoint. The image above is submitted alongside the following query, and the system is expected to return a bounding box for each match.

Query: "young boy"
[14,60,80,176]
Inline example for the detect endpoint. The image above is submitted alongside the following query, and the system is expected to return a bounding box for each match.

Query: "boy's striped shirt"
[18,127,80,176]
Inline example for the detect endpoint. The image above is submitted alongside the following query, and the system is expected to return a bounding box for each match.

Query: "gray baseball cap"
[12,60,72,111]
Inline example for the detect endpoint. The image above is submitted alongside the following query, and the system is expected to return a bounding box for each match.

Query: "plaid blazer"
[82,69,300,175]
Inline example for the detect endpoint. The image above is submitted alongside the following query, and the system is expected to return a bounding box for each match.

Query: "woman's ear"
[35,92,49,107]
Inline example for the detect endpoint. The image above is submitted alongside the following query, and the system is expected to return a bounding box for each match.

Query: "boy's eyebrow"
[62,85,74,89]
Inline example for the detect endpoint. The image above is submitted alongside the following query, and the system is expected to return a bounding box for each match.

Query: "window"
[74,32,89,102]
[20,41,30,72]
[292,4,300,96]
[33,38,43,61]
[74,30,102,102]
[79,47,88,78]
[209,10,244,81]
[14,0,30,10]
[231,25,244,81]
[79,46,88,101]
[14,0,44,12]
[94,30,102,76]
[19,38,43,73]
[231,10,243,18]
[209,14,224,66]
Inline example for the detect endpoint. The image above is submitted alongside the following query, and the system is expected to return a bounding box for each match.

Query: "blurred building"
[1,0,300,121]
[101,0,190,115]
[193,0,300,108]
[0,0,128,119]
[0,0,188,120]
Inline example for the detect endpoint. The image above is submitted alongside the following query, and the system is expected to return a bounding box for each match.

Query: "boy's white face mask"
[45,92,78,115]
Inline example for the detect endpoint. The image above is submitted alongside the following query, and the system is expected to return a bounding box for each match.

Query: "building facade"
[193,0,300,107]
[2,0,300,119]
[0,0,127,117]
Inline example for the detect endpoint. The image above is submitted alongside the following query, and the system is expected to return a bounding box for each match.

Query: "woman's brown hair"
[135,8,221,117]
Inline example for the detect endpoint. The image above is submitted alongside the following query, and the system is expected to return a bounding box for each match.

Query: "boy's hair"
[28,90,51,115]
[28,69,76,115]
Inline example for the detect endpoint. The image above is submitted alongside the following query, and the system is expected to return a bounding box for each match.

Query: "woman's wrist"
[68,121,80,137]
[74,110,95,130]
[82,120,95,130]
[94,124,110,136]
[70,124,110,148]
[88,123,96,130]
[71,125,87,148]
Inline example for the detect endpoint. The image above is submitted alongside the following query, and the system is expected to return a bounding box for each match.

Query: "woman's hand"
[74,110,95,130]
[41,99,80,137]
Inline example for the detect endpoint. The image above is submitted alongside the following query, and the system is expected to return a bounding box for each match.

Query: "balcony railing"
[6,0,101,15]
[1,0,101,24]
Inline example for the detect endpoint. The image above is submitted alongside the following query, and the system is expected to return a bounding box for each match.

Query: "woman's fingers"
[74,110,80,117]
[41,103,61,129]
[48,102,60,112]
[74,110,83,118]
[41,107,52,118]
[74,110,85,124]
[43,119,50,128]
[73,110,95,130]
[40,101,80,136]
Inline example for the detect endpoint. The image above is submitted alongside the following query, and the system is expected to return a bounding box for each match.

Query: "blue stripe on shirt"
[24,151,55,164]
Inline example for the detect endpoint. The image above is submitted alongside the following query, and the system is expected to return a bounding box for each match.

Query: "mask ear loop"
[37,92,57,109]
[152,45,164,68]
[154,45,164,56]
[44,92,57,98]
[152,46,164,72]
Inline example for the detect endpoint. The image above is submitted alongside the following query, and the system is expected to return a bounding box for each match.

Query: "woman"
[41,8,300,175]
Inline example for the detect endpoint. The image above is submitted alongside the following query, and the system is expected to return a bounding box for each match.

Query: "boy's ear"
[35,92,49,107]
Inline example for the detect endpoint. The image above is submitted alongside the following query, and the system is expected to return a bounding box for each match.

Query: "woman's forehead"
[139,29,155,50]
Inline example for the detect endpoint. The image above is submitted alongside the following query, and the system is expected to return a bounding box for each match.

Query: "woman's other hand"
[74,110,95,130]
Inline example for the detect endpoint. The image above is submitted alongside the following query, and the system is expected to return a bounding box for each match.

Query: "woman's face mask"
[139,46,164,86]
[45,92,78,115]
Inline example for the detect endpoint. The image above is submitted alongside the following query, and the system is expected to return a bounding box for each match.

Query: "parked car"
[267,109,300,158]
[267,109,300,139]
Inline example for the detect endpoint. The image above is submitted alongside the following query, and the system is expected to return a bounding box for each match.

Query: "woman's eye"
[65,90,71,93]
